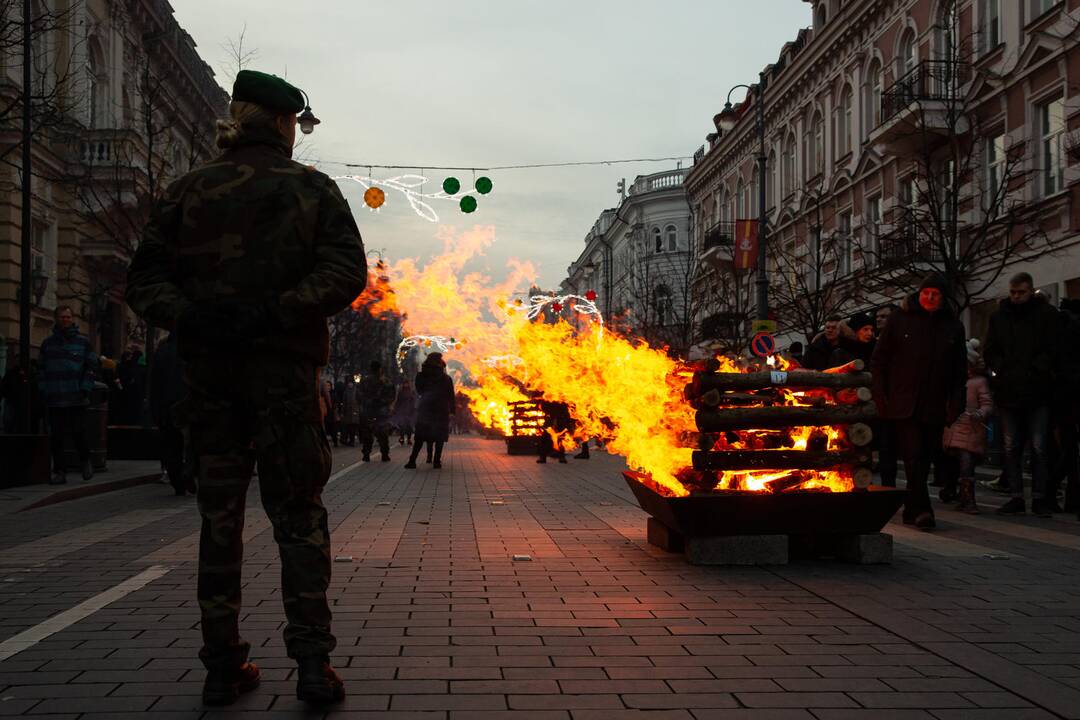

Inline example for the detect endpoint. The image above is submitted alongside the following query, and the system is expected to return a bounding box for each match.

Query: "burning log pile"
[679,359,876,495]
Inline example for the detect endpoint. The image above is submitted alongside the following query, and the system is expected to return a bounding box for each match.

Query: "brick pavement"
[0,436,1079,718]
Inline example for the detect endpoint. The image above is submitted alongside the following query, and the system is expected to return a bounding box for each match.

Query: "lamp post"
[18,0,33,432]
[714,73,769,321]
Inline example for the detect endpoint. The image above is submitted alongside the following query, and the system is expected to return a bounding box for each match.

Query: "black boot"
[296,655,345,705]
[202,662,260,706]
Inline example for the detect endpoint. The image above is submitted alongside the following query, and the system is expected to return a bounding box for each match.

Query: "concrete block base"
[685,534,789,566]
[834,532,893,564]
[647,517,684,553]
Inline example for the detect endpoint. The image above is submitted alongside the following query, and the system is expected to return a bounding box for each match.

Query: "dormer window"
[816,3,828,30]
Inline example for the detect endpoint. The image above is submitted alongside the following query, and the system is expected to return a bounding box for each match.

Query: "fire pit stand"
[505,400,543,455]
[626,361,906,565]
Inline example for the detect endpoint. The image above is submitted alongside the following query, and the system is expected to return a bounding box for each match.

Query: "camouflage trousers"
[181,355,335,671]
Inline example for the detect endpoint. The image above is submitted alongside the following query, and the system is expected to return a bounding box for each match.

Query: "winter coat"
[870,293,967,425]
[803,335,856,371]
[984,294,1060,409]
[391,384,417,430]
[358,375,396,420]
[1055,306,1080,402]
[149,334,185,427]
[942,374,993,455]
[39,324,98,408]
[414,367,455,442]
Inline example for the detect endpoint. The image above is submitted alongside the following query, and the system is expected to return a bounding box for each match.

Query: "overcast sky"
[172,1,811,289]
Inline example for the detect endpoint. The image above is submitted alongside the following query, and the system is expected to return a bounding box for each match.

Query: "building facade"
[0,0,228,373]
[561,168,694,353]
[685,0,1080,350]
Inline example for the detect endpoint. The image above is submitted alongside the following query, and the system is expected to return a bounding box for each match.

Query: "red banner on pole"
[734,220,759,270]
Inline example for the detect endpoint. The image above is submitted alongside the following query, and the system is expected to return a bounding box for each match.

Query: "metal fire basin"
[624,471,906,538]
[506,435,538,455]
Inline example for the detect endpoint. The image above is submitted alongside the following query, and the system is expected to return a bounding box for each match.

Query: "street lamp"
[714,74,770,322]
[298,90,321,135]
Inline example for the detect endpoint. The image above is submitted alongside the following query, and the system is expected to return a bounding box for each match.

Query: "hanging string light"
[396,334,465,370]
[335,173,493,222]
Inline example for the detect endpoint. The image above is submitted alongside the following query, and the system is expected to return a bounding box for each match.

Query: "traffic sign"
[751,319,777,334]
[750,332,776,358]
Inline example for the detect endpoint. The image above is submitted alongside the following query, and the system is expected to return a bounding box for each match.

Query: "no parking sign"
[750,331,776,358]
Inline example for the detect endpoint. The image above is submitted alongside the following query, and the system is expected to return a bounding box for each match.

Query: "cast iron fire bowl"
[624,471,906,537]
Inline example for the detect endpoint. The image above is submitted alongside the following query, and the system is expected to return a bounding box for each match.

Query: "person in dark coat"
[150,332,190,496]
[803,315,857,370]
[39,306,99,484]
[984,272,1060,517]
[357,360,396,462]
[404,353,455,469]
[391,381,416,446]
[1052,298,1080,518]
[871,273,967,530]
[847,312,876,365]
[872,304,900,487]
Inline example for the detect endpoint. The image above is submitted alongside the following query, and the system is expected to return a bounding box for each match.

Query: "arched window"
[810,112,824,176]
[86,34,108,129]
[816,4,827,30]
[720,187,730,223]
[666,224,678,251]
[782,134,796,197]
[937,1,959,62]
[735,178,745,218]
[653,227,663,253]
[767,150,777,208]
[834,86,853,158]
[899,28,917,78]
[865,60,882,130]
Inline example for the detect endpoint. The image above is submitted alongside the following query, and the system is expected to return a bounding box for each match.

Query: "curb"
[19,473,165,513]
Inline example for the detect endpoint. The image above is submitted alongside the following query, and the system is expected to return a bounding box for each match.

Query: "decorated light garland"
[396,334,465,370]
[335,174,494,223]
[482,354,525,368]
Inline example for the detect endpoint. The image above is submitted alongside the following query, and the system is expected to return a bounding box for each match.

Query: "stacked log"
[685,360,876,493]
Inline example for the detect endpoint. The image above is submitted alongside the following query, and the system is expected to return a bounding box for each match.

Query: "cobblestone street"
[2,436,1080,719]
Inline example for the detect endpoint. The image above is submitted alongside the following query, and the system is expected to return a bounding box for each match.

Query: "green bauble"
[442,177,461,195]
[460,196,477,213]
[475,176,493,194]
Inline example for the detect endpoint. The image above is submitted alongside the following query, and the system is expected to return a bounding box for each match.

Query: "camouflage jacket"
[125,128,367,365]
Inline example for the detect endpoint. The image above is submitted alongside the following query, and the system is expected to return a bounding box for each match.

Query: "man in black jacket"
[985,273,1059,517]
[871,274,967,530]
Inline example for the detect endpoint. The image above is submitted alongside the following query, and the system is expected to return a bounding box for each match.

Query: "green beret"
[231,70,305,114]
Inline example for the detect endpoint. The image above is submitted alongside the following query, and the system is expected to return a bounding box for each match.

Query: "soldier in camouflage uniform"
[125,70,366,707]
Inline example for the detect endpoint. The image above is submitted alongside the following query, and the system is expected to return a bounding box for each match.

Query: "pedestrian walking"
[39,306,98,484]
[391,380,416,445]
[404,353,455,469]
[941,340,993,514]
[870,274,967,530]
[874,303,900,487]
[358,360,395,462]
[1052,298,1080,516]
[984,272,1059,517]
[126,70,366,707]
[150,332,190,496]
[319,379,337,447]
[343,377,360,444]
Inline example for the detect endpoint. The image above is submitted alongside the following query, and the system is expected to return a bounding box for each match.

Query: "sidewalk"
[0,459,165,516]
[1,436,1079,718]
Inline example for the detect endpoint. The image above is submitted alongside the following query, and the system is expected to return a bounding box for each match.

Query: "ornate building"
[560,168,693,354]
[685,0,1080,349]
[0,0,228,372]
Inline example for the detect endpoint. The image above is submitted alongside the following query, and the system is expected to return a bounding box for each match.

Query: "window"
[900,176,916,205]
[810,113,824,176]
[899,30,917,78]
[653,227,663,253]
[31,219,56,309]
[939,158,957,221]
[782,134,796,197]
[1032,0,1060,18]
[736,178,746,218]
[836,87,853,157]
[938,1,959,62]
[768,150,777,208]
[982,0,1001,51]
[837,211,852,275]
[666,225,677,252]
[985,133,1005,209]
[866,194,882,259]
[1040,97,1065,196]
[654,284,673,325]
[866,61,882,130]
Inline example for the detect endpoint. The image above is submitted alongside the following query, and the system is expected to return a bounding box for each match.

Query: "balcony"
[869,60,970,154]
[876,223,948,269]
[628,168,687,196]
[78,128,143,169]
[701,221,735,269]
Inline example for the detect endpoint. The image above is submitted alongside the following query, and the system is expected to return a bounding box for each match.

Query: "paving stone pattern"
[1,436,1079,718]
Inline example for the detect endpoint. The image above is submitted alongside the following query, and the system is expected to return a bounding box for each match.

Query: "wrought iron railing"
[881,60,970,123]
[703,221,735,251]
[877,222,949,267]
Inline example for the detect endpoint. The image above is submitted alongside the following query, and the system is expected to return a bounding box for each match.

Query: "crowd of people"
[794,271,1080,530]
